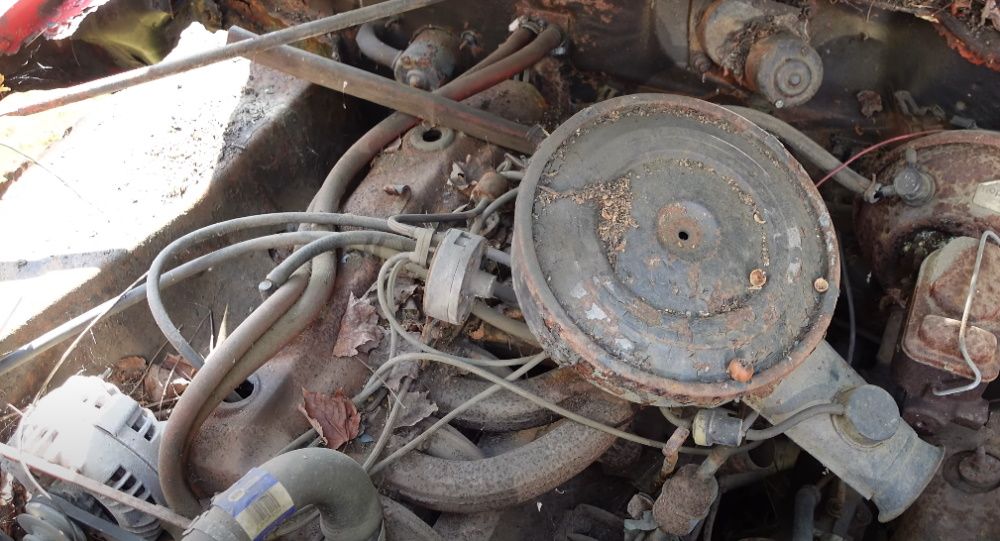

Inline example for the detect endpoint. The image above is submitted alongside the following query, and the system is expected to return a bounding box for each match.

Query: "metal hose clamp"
[934,230,1000,396]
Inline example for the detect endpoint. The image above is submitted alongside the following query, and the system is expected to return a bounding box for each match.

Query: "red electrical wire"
[814,129,945,189]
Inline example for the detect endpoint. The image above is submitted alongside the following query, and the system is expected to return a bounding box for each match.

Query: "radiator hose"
[182,449,381,541]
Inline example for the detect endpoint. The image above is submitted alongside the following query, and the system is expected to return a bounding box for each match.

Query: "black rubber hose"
[261,231,414,291]
[424,365,593,432]
[357,22,401,68]
[182,448,381,541]
[381,398,632,513]
[744,403,846,441]
[159,27,559,517]
[0,230,332,377]
[793,485,822,541]
[469,301,537,345]
[158,229,409,517]
[381,498,442,541]
[725,106,871,195]
[145,212,392,367]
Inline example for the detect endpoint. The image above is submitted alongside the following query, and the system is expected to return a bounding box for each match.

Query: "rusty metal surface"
[512,93,839,406]
[653,464,719,535]
[856,130,1000,289]
[900,237,1000,381]
[697,0,806,73]
[892,236,1000,434]
[935,13,1000,72]
[227,27,543,155]
[693,0,821,107]
[187,254,378,494]
[893,413,1000,541]
[893,360,989,434]
[186,81,545,496]
[393,26,458,90]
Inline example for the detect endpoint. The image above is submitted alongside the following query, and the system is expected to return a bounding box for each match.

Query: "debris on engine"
[2,0,1000,539]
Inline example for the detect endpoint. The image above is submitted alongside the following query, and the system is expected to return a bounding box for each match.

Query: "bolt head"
[814,277,829,293]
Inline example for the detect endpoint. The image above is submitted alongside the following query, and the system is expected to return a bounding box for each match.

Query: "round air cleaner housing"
[511,94,839,406]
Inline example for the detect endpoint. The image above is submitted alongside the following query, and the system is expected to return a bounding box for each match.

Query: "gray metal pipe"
[182,448,381,541]
[228,27,544,154]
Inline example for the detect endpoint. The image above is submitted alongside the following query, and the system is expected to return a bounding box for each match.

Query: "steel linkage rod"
[0,0,452,117]
[228,27,545,153]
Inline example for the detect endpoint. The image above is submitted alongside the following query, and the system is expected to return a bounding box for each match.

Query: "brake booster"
[511,94,943,522]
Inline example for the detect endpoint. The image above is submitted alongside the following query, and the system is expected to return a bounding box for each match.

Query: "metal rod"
[934,229,999,396]
[0,441,193,528]
[228,27,544,153]
[0,0,452,117]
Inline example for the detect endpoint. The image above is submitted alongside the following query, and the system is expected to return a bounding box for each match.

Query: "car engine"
[2,0,1000,539]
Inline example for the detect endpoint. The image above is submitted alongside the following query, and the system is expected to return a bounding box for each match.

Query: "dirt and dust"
[0,471,26,539]
[538,175,638,264]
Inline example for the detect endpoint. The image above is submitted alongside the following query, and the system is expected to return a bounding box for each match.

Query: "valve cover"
[512,94,839,406]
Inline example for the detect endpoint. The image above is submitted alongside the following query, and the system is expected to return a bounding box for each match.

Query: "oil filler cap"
[511,94,839,406]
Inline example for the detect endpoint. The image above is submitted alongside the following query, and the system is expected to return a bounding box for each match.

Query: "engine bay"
[2,0,1000,539]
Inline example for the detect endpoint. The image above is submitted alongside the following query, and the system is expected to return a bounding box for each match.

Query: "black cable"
[0,231,333,377]
[391,198,490,226]
[841,241,857,366]
[724,106,871,195]
[744,403,846,441]
[261,231,415,291]
[146,212,394,367]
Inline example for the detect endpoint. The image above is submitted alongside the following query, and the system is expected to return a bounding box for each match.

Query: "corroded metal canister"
[511,93,839,407]
[856,130,1000,289]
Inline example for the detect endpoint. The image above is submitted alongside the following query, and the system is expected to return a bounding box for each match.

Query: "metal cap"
[511,94,839,406]
[745,33,823,108]
[837,384,901,444]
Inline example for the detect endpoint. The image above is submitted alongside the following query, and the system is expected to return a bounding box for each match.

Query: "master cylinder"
[510,94,942,521]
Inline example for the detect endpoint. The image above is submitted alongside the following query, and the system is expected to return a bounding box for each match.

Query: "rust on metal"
[512,93,839,407]
[895,238,1000,377]
[856,130,1000,289]
[658,426,692,483]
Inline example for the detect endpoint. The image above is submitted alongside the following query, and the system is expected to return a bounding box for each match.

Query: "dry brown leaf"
[986,0,1000,31]
[384,359,420,393]
[141,354,197,403]
[113,356,147,379]
[395,390,438,430]
[392,277,419,304]
[298,389,361,449]
[332,293,383,357]
[161,353,198,379]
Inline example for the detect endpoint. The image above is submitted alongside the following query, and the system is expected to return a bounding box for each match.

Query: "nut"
[814,277,829,293]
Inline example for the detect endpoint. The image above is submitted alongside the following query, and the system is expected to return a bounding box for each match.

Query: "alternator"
[5,376,165,540]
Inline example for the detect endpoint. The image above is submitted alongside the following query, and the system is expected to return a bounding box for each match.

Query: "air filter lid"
[512,94,839,406]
